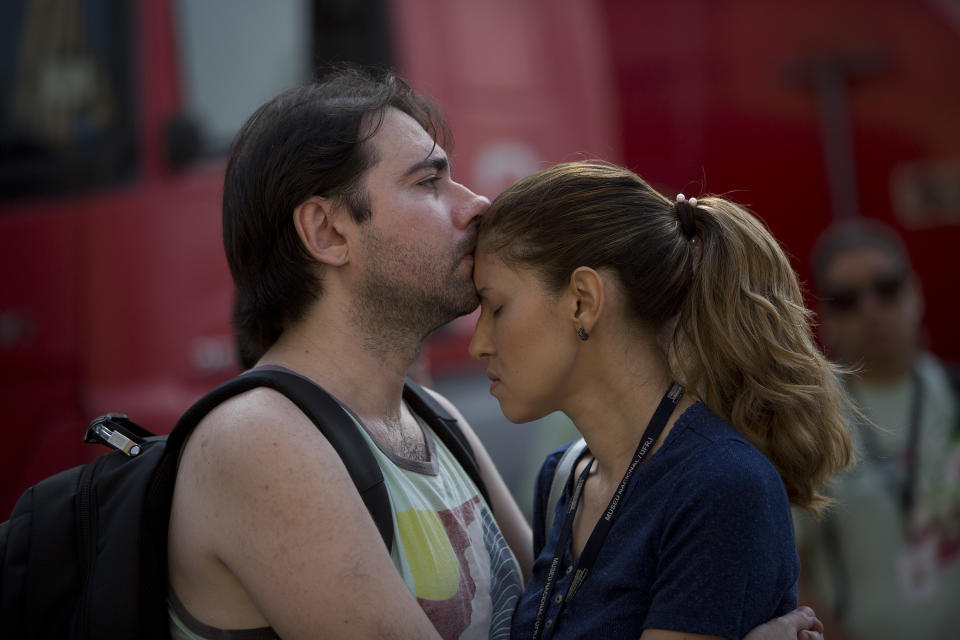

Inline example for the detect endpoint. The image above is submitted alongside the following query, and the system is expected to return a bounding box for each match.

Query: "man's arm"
[639,608,823,640]
[424,387,534,581]
[168,388,442,640]
[744,607,825,640]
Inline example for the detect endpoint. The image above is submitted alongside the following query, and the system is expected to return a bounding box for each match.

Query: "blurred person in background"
[470,161,851,639]
[796,219,960,639]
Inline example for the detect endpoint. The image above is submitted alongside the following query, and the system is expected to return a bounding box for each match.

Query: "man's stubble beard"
[352,226,478,361]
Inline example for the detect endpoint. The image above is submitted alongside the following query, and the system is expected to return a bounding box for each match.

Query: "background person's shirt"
[795,352,960,640]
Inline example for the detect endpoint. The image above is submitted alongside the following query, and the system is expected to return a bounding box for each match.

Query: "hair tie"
[675,193,698,239]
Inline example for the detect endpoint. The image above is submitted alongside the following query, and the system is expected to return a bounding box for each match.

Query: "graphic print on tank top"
[344,403,522,640]
[395,496,521,640]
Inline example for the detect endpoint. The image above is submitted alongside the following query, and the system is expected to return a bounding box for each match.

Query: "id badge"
[897,537,939,601]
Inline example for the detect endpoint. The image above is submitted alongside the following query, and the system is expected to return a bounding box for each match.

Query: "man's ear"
[292,196,349,266]
[567,266,606,335]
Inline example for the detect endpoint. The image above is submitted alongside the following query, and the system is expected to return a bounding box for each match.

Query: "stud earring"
[577,327,589,341]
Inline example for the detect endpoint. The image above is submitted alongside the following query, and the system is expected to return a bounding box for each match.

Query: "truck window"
[0,0,136,201]
[174,0,392,156]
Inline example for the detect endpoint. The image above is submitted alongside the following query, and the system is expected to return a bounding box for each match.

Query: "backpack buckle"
[85,414,146,457]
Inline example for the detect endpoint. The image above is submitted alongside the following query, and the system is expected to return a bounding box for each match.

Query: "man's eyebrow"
[402,155,449,179]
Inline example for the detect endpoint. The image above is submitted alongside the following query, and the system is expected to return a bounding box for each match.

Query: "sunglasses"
[822,273,907,313]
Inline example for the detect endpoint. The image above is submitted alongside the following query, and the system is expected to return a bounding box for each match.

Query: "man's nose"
[858,291,888,316]
[453,182,490,229]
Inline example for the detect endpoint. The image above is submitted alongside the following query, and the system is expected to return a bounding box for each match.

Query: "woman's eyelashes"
[480,300,502,318]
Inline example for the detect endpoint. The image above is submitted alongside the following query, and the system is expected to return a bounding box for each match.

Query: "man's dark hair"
[810,218,912,295]
[223,67,450,368]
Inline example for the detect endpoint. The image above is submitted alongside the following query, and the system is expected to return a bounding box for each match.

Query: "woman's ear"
[292,196,349,266]
[567,266,606,335]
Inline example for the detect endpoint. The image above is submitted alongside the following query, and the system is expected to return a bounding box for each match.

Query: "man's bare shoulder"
[173,384,381,524]
[172,385,361,533]
[182,386,349,468]
[168,386,441,637]
[195,385,317,439]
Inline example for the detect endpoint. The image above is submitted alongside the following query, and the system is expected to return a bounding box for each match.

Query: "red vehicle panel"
[2,0,958,516]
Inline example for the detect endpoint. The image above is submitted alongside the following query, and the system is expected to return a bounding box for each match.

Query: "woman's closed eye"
[479,300,502,318]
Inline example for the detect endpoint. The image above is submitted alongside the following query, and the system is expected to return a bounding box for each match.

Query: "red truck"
[2,0,958,516]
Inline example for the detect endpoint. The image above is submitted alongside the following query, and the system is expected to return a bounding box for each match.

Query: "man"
[166,68,825,639]
[797,219,960,639]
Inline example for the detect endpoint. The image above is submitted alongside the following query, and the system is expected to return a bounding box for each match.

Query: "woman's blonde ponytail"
[670,197,854,514]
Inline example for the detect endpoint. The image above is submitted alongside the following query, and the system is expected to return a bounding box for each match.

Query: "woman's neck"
[565,359,688,487]
[564,362,696,560]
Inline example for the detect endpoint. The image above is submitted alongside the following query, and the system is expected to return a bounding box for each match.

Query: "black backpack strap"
[164,367,394,549]
[402,378,492,510]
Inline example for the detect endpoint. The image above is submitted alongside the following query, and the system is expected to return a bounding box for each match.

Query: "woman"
[468,162,853,639]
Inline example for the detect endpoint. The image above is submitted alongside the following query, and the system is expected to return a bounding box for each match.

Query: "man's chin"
[448,273,480,315]
[420,288,479,336]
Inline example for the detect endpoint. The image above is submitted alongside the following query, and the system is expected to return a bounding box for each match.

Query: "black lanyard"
[852,367,923,537]
[531,381,685,639]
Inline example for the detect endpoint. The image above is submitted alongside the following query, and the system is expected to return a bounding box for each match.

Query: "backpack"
[0,367,488,639]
